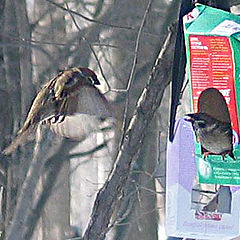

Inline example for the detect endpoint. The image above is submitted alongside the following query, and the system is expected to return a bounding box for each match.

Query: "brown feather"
[69,85,114,117]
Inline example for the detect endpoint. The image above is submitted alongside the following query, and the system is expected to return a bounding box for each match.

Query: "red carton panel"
[189,35,239,135]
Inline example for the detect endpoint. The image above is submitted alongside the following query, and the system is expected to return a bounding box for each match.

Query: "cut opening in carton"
[191,179,232,214]
[196,88,235,159]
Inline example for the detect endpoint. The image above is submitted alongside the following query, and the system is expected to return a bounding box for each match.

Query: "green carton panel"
[185,4,240,38]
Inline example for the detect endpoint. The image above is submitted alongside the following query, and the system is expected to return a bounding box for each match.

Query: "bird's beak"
[89,76,100,85]
[94,77,101,85]
[184,113,195,122]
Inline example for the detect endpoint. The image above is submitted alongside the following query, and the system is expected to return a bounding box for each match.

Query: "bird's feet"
[221,150,235,161]
[51,114,65,124]
[202,151,235,161]
[203,152,211,160]
[202,151,221,161]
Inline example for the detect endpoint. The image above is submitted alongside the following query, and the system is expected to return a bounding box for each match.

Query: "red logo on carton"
[195,210,222,221]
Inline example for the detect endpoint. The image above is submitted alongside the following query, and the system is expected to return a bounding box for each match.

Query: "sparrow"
[3,67,113,155]
[185,112,235,160]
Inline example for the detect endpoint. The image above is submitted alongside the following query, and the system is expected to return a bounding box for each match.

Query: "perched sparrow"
[3,67,113,155]
[185,112,235,160]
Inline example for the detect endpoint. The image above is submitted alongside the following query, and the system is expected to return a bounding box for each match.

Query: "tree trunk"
[120,117,159,240]
[2,0,21,234]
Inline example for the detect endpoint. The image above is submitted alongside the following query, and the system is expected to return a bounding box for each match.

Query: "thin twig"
[45,0,134,30]
[231,0,240,5]
[127,0,153,92]
[138,186,165,195]
[3,38,119,49]
[0,31,121,49]
[66,3,111,91]
[121,0,153,133]
[120,168,160,208]
[111,197,135,227]
[98,48,125,87]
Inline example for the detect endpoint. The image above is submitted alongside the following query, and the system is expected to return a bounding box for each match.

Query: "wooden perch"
[82,25,177,240]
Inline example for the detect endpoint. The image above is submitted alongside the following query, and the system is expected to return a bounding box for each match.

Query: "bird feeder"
[166,4,240,239]
[183,4,240,185]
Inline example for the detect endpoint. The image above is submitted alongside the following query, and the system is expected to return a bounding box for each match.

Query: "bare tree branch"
[126,0,153,93]
[66,3,111,91]
[0,32,119,49]
[81,24,177,240]
[44,0,134,30]
[5,124,62,240]
[6,124,109,239]
[121,0,153,133]
[22,139,79,240]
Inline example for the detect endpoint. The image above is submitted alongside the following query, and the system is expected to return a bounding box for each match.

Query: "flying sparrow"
[185,112,235,160]
[3,67,113,155]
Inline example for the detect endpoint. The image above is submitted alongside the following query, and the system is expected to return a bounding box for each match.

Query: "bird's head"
[78,67,100,85]
[54,67,100,100]
[185,113,207,129]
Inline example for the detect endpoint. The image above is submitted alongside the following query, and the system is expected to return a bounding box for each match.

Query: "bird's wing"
[66,86,114,118]
[222,122,233,135]
[49,114,102,141]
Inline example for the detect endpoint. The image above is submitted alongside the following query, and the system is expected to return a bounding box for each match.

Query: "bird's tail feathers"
[2,125,36,155]
[228,150,235,161]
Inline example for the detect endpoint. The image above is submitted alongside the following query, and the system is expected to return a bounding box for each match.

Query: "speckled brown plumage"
[3,67,113,155]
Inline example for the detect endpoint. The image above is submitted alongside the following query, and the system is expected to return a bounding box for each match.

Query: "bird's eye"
[88,77,94,84]
[198,121,206,128]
